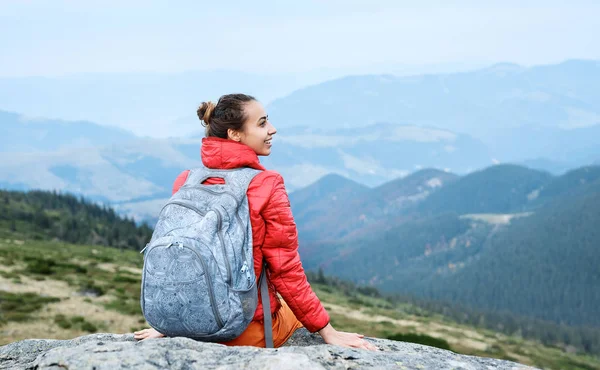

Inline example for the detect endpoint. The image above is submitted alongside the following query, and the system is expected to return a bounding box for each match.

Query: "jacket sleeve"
[172,170,190,195]
[261,173,330,332]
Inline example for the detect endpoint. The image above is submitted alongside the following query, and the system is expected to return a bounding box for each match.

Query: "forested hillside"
[426,178,600,327]
[0,189,152,250]
[295,164,600,332]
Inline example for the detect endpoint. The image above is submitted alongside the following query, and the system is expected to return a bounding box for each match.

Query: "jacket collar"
[201,137,266,171]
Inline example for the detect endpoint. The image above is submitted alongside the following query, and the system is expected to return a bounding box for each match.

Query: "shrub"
[54,314,72,329]
[81,321,97,333]
[386,332,452,351]
[71,316,85,324]
[25,258,56,275]
[113,274,138,284]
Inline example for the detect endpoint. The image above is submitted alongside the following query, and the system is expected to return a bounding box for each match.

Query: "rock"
[0,329,538,370]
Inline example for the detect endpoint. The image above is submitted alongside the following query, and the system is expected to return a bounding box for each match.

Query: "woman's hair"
[197,93,256,138]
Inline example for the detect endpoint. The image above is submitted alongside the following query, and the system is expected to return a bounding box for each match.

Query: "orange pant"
[222,300,303,348]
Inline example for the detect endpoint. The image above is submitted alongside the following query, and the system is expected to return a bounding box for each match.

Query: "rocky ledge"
[0,329,537,369]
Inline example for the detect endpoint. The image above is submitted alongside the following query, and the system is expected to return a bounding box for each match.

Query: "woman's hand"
[134,327,165,341]
[318,323,378,351]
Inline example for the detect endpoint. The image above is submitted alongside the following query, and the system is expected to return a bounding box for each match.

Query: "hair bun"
[197,101,216,126]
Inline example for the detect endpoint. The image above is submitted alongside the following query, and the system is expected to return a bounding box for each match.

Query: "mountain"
[295,164,600,328]
[532,165,600,205]
[0,110,136,152]
[261,122,492,189]
[290,168,458,242]
[267,60,600,163]
[375,168,460,205]
[268,60,600,133]
[416,165,553,215]
[289,173,369,228]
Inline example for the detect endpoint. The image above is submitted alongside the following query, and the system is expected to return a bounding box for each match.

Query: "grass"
[0,238,143,317]
[1,237,599,369]
[0,290,61,324]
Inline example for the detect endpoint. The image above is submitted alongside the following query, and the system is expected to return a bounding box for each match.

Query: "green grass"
[0,290,60,324]
[0,238,143,317]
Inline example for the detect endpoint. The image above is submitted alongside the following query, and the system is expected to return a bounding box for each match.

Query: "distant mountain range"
[0,114,202,202]
[293,164,600,328]
[0,59,598,222]
[0,110,493,216]
[0,110,136,153]
[268,59,600,162]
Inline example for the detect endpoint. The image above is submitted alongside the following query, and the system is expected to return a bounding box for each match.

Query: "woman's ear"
[227,128,242,142]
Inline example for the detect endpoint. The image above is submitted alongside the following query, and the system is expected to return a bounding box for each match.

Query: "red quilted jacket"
[171,137,330,333]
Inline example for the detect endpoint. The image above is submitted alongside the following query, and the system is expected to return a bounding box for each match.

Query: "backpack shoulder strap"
[259,263,274,348]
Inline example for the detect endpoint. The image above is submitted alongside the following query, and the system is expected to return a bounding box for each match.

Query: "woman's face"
[233,100,277,156]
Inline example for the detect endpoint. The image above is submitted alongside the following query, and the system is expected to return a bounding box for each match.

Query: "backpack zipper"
[140,242,172,254]
[214,208,232,286]
[159,199,206,218]
[240,262,252,289]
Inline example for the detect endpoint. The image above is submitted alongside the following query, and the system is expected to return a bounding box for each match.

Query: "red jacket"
[171,137,330,333]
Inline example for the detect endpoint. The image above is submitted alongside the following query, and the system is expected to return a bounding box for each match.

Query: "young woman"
[134,94,376,350]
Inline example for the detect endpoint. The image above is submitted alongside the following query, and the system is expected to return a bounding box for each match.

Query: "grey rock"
[0,329,538,370]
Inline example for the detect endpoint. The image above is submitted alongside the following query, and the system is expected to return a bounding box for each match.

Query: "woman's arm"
[260,173,329,332]
[261,173,376,350]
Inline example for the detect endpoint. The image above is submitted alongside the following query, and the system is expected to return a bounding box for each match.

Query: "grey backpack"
[140,166,274,346]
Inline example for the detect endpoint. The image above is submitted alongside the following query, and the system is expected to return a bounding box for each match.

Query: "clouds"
[1,1,599,77]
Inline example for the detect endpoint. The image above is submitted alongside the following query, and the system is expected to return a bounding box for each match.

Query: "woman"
[134,93,375,350]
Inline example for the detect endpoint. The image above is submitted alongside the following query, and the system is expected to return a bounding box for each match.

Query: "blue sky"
[1,0,599,77]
